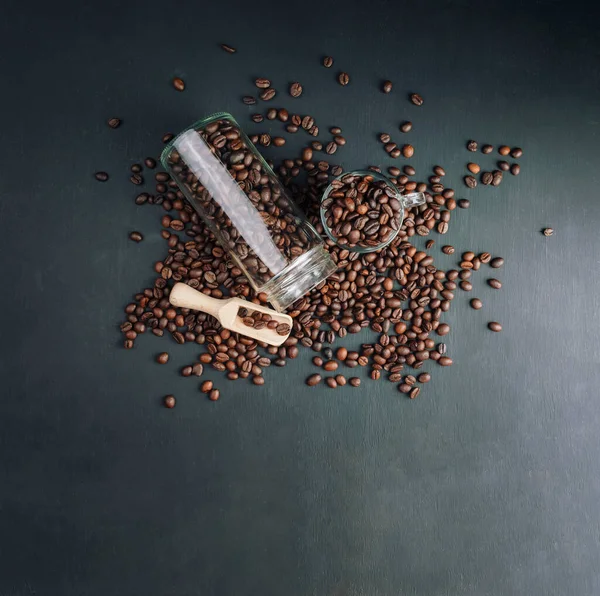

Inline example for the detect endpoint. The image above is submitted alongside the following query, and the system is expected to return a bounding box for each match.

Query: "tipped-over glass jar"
[320,170,426,253]
[161,112,336,312]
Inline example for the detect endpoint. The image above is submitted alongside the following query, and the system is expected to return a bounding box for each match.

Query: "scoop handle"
[169,283,225,318]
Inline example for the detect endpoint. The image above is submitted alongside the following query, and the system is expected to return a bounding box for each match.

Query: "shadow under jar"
[161,112,336,312]
[320,170,425,253]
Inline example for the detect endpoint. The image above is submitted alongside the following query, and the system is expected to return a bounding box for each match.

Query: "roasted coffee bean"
[457,199,470,209]
[498,145,511,156]
[349,377,361,387]
[95,171,109,182]
[442,245,455,255]
[276,323,291,336]
[467,140,478,152]
[129,231,143,242]
[252,376,265,385]
[481,171,493,185]
[289,82,303,97]
[107,117,121,129]
[479,252,491,263]
[200,380,213,393]
[438,357,453,366]
[272,137,286,147]
[323,360,338,372]
[326,377,338,388]
[436,323,450,336]
[338,72,350,86]
[172,77,185,91]
[242,96,256,105]
[498,160,510,171]
[306,374,322,386]
[426,240,435,249]
[326,141,337,155]
[490,257,504,268]
[511,147,523,158]
[418,373,431,383]
[221,43,236,53]
[402,144,414,158]
[400,121,413,133]
[409,387,420,399]
[156,352,169,364]
[336,347,348,361]
[192,363,204,376]
[255,78,271,88]
[379,133,391,143]
[464,175,477,188]
[510,163,520,175]
[130,173,143,185]
[492,171,503,186]
[313,356,324,367]
[460,281,473,291]
[467,163,480,174]
[164,395,176,408]
[482,144,493,154]
[208,388,220,401]
[470,298,483,310]
[382,80,393,93]
[260,88,276,101]
[323,56,334,68]
[335,374,346,386]
[488,322,502,332]
[410,93,424,106]
[488,278,502,289]
[542,228,553,236]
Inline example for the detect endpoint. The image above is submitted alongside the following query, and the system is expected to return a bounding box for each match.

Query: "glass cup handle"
[400,192,426,208]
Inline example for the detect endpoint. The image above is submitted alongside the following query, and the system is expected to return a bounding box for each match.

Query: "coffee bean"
[276,323,291,336]
[488,278,502,289]
[289,82,303,97]
[460,281,473,291]
[467,140,478,152]
[410,93,424,106]
[164,395,176,408]
[335,374,346,386]
[326,377,338,388]
[542,228,553,237]
[338,72,350,86]
[156,352,169,364]
[481,172,493,185]
[95,171,109,182]
[442,245,455,255]
[144,157,156,169]
[426,239,435,249]
[511,147,523,158]
[349,377,361,387]
[306,374,322,386]
[510,164,520,176]
[482,144,493,154]
[402,145,414,158]
[129,231,143,243]
[260,88,276,101]
[498,160,510,171]
[438,357,453,366]
[457,199,470,209]
[418,373,431,383]
[467,163,480,174]
[172,77,185,91]
[400,121,413,133]
[479,252,491,263]
[323,360,338,372]
[323,56,334,68]
[107,117,121,129]
[379,133,391,143]
[382,80,393,93]
[336,347,348,361]
[490,257,504,268]
[323,347,333,360]
[498,145,510,156]
[464,175,477,188]
[437,323,450,336]
[272,137,286,147]
[470,298,483,310]
[492,171,503,186]
[326,142,337,155]
[242,96,256,105]
[488,322,502,332]
[255,78,271,88]
[220,44,236,53]
[200,380,213,393]
[409,387,420,399]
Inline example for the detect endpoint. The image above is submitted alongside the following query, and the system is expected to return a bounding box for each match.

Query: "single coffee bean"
[409,387,420,399]
[272,137,286,147]
[402,145,414,158]
[410,93,424,106]
[336,347,348,361]
[129,231,143,242]
[488,278,502,289]
[442,245,455,255]
[498,145,511,156]
[426,240,435,249]
[498,160,510,171]
[95,171,109,182]
[192,363,203,376]
[490,257,504,268]
[488,322,502,332]
[306,374,322,386]
[323,347,333,360]
[289,82,303,97]
[313,356,324,367]
[492,170,503,186]
[172,77,185,92]
[220,43,236,53]
[418,373,431,383]
[382,80,393,93]
[482,144,493,154]
[156,352,169,364]
[464,175,477,188]
[457,199,470,209]
[323,360,338,372]
[463,251,475,261]
[470,298,483,310]
[379,133,391,143]
[460,281,473,291]
[542,228,553,236]
[335,374,346,386]
[400,121,413,133]
[260,88,276,101]
[252,376,265,385]
[510,163,520,175]
[481,171,493,185]
[338,72,350,86]
[349,377,361,387]
[201,380,213,393]
[242,96,256,105]
[325,141,337,155]
[467,163,480,174]
[437,323,450,336]
[164,395,176,408]
[323,56,334,68]
[479,252,491,263]
[511,147,523,158]
[209,389,220,401]
[326,377,338,388]
[438,357,453,366]
[107,117,121,129]
[144,157,156,169]
[467,140,478,152]
[255,78,271,88]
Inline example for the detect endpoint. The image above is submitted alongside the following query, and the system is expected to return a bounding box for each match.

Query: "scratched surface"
[1,0,600,595]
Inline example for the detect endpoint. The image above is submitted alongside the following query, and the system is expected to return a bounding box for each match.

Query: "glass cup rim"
[320,169,406,254]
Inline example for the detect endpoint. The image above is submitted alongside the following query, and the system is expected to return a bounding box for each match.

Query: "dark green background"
[2,1,600,594]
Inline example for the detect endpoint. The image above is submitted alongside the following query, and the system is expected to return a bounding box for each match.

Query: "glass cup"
[320,169,426,253]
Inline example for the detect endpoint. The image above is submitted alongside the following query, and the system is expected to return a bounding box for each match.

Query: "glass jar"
[320,169,426,253]
[161,112,336,312]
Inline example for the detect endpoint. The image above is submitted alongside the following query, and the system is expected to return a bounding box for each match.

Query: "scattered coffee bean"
[488,278,502,289]
[460,281,473,291]
[464,175,477,188]
[260,88,276,101]
[255,78,271,88]
[402,144,414,158]
[490,257,504,268]
[488,322,502,332]
[129,231,143,243]
[289,82,303,97]
[242,96,256,105]
[470,298,483,310]
[95,171,109,182]
[482,144,493,154]
[479,252,491,263]
[172,77,185,92]
[467,140,478,151]
[220,44,236,53]
[418,373,431,383]
[498,160,510,171]
[510,164,520,176]
[323,360,338,372]
[442,245,455,255]
[457,199,470,209]
[349,377,361,387]
[426,240,435,249]
[253,376,265,385]
[467,163,480,174]
[382,80,393,93]
[492,170,503,186]
[409,387,420,399]
[144,157,156,169]
[400,121,413,133]
[209,389,220,401]
[510,147,523,158]
[323,56,333,68]
[335,374,346,386]
[410,93,424,106]
[336,347,348,361]
[326,377,338,388]
[338,72,350,86]
[306,374,322,386]
[481,171,493,185]
[156,352,169,364]
[164,395,176,408]
[107,118,121,129]
[542,228,553,237]
[498,145,510,156]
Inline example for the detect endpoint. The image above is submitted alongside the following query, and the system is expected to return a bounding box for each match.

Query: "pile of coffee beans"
[111,48,519,405]
[321,172,403,249]
[238,307,290,336]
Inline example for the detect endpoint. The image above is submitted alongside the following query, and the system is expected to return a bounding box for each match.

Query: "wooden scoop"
[168,283,292,346]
